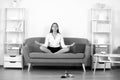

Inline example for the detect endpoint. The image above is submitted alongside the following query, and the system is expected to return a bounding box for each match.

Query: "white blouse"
[43,33,67,48]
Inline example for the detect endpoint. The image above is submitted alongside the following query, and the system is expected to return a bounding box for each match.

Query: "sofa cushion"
[29,45,44,52]
[29,52,85,59]
[25,37,45,52]
[69,44,86,53]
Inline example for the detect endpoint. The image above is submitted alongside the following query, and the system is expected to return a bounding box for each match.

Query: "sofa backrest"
[24,37,45,52]
[24,37,90,53]
[64,38,90,53]
[64,38,89,45]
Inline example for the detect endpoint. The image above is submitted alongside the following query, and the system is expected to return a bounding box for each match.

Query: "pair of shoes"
[61,75,67,78]
[60,73,74,78]
[67,74,74,78]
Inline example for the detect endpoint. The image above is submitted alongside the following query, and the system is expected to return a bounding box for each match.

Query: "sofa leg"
[28,63,31,72]
[82,64,86,72]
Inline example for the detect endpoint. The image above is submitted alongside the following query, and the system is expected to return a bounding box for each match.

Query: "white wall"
[0,0,120,65]
[22,0,93,38]
[22,0,120,49]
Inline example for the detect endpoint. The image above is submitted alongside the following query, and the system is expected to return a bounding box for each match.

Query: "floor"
[0,66,120,80]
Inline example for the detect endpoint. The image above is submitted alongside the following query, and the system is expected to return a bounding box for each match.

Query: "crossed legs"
[55,47,69,54]
[40,46,69,54]
[40,46,53,53]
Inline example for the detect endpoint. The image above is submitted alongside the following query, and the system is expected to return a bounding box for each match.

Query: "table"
[93,53,120,73]
[4,54,23,69]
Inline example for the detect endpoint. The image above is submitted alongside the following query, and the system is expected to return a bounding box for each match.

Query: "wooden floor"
[0,66,120,80]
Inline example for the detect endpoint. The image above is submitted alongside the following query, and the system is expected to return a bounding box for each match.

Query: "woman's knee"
[63,47,70,52]
[40,46,46,50]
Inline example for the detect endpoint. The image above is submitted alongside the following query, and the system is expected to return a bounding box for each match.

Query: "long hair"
[50,23,60,33]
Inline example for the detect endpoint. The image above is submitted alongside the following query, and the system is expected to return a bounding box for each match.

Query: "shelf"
[6,7,25,9]
[109,54,120,57]
[5,42,22,45]
[93,43,110,45]
[94,54,120,63]
[93,32,111,34]
[6,19,25,21]
[6,31,24,33]
[110,61,120,63]
[4,8,25,68]
[91,8,111,11]
[7,47,19,50]
[92,5,112,71]
[91,20,111,23]
[95,44,109,46]
[7,48,19,50]
[6,50,19,54]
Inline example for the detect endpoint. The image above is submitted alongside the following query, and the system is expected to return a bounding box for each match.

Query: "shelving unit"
[4,8,25,68]
[91,5,112,69]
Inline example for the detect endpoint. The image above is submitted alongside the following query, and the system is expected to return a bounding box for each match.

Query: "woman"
[35,22,75,54]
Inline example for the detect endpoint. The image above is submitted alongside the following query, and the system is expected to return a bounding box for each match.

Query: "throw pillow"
[29,43,44,52]
[70,44,86,53]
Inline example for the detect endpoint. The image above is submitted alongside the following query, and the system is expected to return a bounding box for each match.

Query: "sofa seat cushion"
[29,52,85,59]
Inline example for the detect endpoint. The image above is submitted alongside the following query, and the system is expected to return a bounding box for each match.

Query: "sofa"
[22,37,91,72]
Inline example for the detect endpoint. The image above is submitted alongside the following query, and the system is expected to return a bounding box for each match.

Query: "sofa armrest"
[83,44,91,66]
[23,45,30,64]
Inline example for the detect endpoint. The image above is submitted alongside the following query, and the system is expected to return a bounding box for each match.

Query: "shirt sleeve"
[60,35,67,48]
[43,34,49,47]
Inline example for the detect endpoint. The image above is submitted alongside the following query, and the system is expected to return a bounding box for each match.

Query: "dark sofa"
[22,37,91,72]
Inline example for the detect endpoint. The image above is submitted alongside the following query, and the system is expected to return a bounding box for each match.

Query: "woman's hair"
[50,22,60,33]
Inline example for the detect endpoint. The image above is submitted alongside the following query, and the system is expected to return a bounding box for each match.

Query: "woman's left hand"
[70,42,75,47]
[67,42,75,48]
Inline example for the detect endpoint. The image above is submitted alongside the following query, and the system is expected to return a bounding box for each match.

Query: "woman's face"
[52,24,58,32]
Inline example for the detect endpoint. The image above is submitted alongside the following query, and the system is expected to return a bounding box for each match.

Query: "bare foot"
[54,52,62,54]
